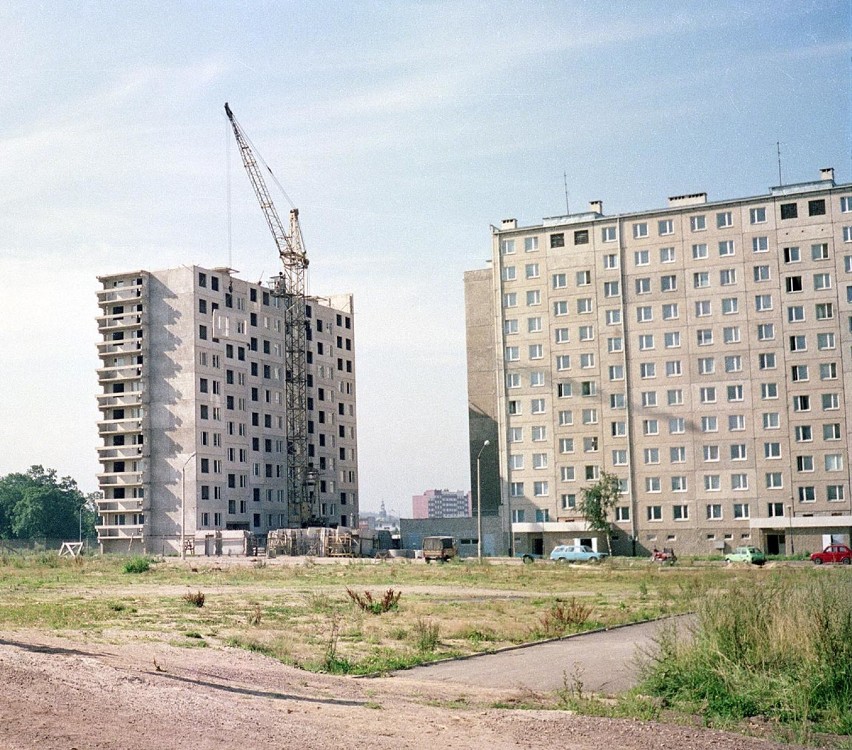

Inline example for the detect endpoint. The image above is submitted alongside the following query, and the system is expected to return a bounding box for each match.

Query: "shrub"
[346,587,401,614]
[182,591,205,608]
[539,597,593,638]
[413,618,440,652]
[123,557,151,574]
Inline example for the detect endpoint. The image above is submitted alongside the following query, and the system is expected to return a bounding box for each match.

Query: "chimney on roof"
[501,218,517,230]
[589,200,603,214]
[820,167,835,182]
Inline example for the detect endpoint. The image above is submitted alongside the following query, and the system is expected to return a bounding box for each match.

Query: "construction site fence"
[266,527,358,558]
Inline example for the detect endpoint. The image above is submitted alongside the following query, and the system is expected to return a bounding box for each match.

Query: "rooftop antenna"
[563,171,570,214]
[776,141,784,186]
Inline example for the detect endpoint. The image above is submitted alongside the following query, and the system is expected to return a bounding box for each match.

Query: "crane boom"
[224,102,312,528]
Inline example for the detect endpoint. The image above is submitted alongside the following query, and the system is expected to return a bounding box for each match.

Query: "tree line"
[0,466,98,540]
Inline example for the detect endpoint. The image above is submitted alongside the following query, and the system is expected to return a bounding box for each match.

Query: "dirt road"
[0,628,808,750]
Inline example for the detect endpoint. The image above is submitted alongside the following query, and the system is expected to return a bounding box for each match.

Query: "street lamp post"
[476,440,490,559]
[181,452,197,560]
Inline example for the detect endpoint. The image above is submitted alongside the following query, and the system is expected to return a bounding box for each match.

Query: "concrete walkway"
[393,616,688,695]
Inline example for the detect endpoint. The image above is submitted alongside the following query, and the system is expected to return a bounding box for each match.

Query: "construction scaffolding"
[266,527,357,558]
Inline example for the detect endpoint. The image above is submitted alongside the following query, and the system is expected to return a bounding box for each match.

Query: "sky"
[0,1,849,515]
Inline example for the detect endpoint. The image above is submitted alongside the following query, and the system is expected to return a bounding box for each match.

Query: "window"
[703,444,720,462]
[793,395,810,412]
[582,408,598,424]
[766,473,783,490]
[531,398,545,413]
[643,419,659,435]
[725,355,742,373]
[633,222,648,238]
[758,353,776,371]
[698,357,715,374]
[720,269,736,286]
[704,475,721,491]
[602,226,617,242]
[665,360,682,376]
[755,294,773,312]
[640,363,656,379]
[556,355,571,371]
[558,409,573,426]
[789,335,806,352]
[661,274,677,292]
[753,265,770,282]
[603,252,619,269]
[733,503,750,519]
[660,246,675,263]
[722,297,739,315]
[842,196,852,213]
[503,292,517,308]
[637,306,653,322]
[694,271,709,288]
[784,246,801,263]
[780,203,798,220]
[639,333,654,350]
[825,454,843,471]
[787,305,805,323]
[532,425,547,441]
[560,467,576,484]
[635,277,651,295]
[552,273,567,289]
[510,482,524,497]
[822,393,840,410]
[605,309,622,325]
[658,219,674,235]
[611,421,627,436]
[750,207,766,224]
[817,332,835,350]
[525,263,540,279]
[510,454,523,470]
[500,239,515,255]
[610,393,626,409]
[646,477,661,493]
[583,436,599,453]
[608,364,623,380]
[662,303,679,320]
[553,300,568,316]
[812,242,829,261]
[505,346,519,361]
[719,240,735,256]
[727,384,744,401]
[532,453,548,469]
[752,236,768,253]
[728,414,745,431]
[502,266,516,281]
[808,199,826,216]
[791,364,809,382]
[761,382,778,399]
[526,290,541,305]
[509,427,522,443]
[527,316,543,333]
[757,323,775,341]
[827,485,845,502]
[723,326,740,343]
[692,243,708,260]
[690,215,706,231]
[557,382,572,398]
[580,353,595,369]
[707,504,723,520]
[673,504,689,520]
[797,455,814,472]
[576,269,591,286]
[820,362,837,380]
[763,412,780,429]
[615,506,630,522]
[504,319,518,335]
[530,371,545,387]
[577,298,593,314]
[574,229,589,245]
[670,446,686,463]
[555,327,570,344]
[647,505,662,520]
[525,236,539,252]
[697,329,713,346]
[671,477,687,492]
[716,211,733,228]
[667,388,683,406]
[664,331,681,348]
[798,486,815,503]
[815,303,833,320]
[695,300,711,317]
[670,417,686,434]
[844,228,852,243]
[701,416,718,432]
[814,273,831,291]
[550,233,564,248]
[559,437,574,453]
[644,447,660,465]
[700,386,716,404]
[641,390,657,407]
[603,280,620,297]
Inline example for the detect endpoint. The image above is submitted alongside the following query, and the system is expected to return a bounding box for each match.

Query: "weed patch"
[346,587,401,614]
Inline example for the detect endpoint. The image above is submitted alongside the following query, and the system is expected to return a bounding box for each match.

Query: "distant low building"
[412,489,471,519]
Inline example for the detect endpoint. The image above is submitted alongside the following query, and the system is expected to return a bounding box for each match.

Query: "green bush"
[641,573,852,736]
[122,556,151,574]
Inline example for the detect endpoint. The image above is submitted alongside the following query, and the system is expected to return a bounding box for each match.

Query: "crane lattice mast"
[224,102,312,528]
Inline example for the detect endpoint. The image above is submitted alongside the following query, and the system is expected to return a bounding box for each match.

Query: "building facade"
[466,168,852,557]
[95,265,358,554]
[411,489,472,519]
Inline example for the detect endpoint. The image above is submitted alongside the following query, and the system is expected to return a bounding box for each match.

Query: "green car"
[725,546,766,565]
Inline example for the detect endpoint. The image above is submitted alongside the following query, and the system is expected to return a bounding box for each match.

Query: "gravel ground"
[0,630,814,750]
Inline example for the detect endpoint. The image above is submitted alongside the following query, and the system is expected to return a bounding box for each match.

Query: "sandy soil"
[0,629,813,750]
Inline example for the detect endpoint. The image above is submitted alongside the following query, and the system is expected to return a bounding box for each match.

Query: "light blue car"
[549,544,608,563]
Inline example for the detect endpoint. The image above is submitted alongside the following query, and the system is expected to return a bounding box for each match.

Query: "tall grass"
[641,572,852,736]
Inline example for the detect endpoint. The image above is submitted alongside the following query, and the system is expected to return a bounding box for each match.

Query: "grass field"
[0,552,849,745]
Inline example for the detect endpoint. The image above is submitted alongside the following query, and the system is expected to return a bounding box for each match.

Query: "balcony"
[96,524,144,540]
[97,444,147,460]
[97,418,144,436]
[96,286,144,306]
[97,365,144,382]
[97,471,144,487]
[97,392,143,409]
[96,313,146,331]
[97,340,144,357]
[96,498,144,513]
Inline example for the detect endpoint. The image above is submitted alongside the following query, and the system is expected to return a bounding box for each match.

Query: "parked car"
[515,552,543,564]
[549,544,608,563]
[422,536,457,563]
[725,546,767,565]
[810,544,852,565]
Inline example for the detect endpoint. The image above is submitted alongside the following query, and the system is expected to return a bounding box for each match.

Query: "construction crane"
[224,102,313,528]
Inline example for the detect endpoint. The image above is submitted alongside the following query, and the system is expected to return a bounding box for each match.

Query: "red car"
[810,544,852,565]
